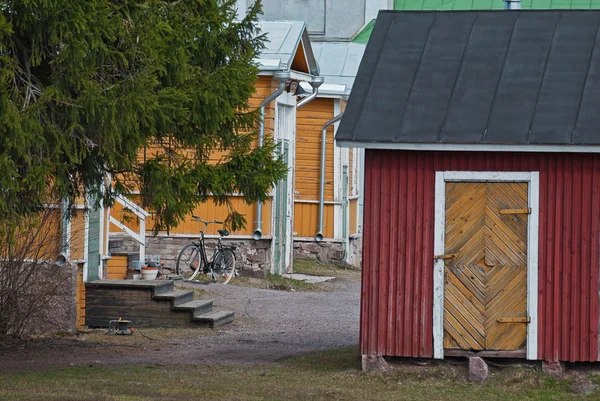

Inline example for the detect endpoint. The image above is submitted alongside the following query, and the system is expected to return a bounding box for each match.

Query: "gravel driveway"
[0,275,361,371]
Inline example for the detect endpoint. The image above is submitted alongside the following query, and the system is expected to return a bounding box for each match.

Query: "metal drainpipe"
[297,76,324,109]
[253,71,291,240]
[316,112,344,242]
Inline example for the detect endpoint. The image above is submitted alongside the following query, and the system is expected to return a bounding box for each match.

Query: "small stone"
[542,361,565,378]
[247,249,266,263]
[301,243,321,254]
[361,355,389,372]
[253,240,270,250]
[572,384,599,395]
[327,249,345,261]
[468,357,489,382]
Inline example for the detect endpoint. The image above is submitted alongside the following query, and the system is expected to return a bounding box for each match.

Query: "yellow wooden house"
[107,21,323,276]
[293,42,366,266]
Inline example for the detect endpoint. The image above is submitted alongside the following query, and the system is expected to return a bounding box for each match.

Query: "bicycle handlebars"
[191,215,223,225]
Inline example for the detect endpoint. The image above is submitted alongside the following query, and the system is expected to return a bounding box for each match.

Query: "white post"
[139,217,146,263]
[61,199,71,260]
[82,205,90,282]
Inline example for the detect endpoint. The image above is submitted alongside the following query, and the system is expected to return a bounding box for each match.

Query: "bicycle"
[175,216,236,284]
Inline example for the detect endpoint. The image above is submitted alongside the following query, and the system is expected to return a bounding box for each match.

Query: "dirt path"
[0,275,360,372]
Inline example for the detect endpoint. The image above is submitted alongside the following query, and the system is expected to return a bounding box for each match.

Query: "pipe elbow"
[297,90,318,109]
[253,229,262,240]
[297,76,324,109]
[315,233,324,242]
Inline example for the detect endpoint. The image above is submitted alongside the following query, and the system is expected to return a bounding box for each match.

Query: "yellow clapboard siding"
[146,197,273,236]
[108,78,280,238]
[295,98,335,201]
[69,210,87,261]
[293,203,335,238]
[107,256,128,280]
[349,199,358,235]
[76,263,86,328]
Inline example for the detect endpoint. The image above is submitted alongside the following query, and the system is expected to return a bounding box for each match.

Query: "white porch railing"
[109,194,150,262]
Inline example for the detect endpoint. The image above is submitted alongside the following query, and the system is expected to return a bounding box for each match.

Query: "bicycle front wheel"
[176,244,203,280]
[212,249,236,284]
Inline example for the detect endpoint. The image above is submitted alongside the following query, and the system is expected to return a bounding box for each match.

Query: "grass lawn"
[231,273,322,291]
[293,259,361,281]
[229,259,361,292]
[1,347,598,400]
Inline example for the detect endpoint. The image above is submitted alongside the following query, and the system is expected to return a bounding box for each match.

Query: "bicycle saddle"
[217,229,229,237]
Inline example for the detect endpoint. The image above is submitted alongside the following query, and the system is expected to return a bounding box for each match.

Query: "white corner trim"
[433,172,446,359]
[335,141,600,153]
[527,172,540,360]
[432,171,540,360]
[82,206,89,283]
[333,99,343,238]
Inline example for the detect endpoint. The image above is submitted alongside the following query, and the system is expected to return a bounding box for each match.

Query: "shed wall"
[362,150,600,362]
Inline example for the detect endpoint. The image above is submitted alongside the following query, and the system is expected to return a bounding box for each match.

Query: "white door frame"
[433,171,539,360]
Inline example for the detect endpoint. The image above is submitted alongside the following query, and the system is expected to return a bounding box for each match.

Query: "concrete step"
[193,310,235,328]
[87,279,174,294]
[86,280,234,328]
[152,290,194,306]
[173,299,213,316]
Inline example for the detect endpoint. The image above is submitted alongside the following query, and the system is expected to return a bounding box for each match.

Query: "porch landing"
[85,280,234,329]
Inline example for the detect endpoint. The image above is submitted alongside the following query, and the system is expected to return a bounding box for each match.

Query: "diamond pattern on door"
[443,182,528,351]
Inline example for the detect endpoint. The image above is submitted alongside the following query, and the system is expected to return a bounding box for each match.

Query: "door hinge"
[497,317,530,323]
[499,208,531,215]
[434,254,457,260]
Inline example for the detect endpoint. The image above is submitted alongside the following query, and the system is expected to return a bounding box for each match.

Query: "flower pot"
[140,267,158,280]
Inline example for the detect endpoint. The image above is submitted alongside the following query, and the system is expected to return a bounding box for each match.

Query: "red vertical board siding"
[361,150,600,361]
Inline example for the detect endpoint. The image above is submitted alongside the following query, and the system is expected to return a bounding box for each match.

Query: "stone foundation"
[109,234,272,278]
[293,236,362,267]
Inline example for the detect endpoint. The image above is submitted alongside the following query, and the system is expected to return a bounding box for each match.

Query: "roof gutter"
[316,111,344,242]
[504,0,521,9]
[297,76,325,109]
[254,71,291,241]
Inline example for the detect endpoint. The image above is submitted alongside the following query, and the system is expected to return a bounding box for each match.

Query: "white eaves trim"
[336,141,600,153]
[255,58,282,71]
[300,82,347,97]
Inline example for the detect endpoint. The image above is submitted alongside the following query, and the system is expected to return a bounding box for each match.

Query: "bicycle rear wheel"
[176,244,203,280]
[211,249,236,284]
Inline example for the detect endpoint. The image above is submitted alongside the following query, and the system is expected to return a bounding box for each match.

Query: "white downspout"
[254,71,291,240]
[316,112,344,242]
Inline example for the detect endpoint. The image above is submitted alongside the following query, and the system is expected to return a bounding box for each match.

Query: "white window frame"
[433,171,539,360]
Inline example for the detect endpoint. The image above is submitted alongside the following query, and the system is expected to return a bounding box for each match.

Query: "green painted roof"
[352,19,375,43]
[352,0,600,42]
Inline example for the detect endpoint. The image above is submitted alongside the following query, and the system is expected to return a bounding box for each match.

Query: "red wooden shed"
[336,10,600,363]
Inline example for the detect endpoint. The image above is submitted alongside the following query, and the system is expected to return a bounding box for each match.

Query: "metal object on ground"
[108,318,134,335]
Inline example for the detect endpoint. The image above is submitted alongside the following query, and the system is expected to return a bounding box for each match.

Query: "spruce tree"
[0,0,285,233]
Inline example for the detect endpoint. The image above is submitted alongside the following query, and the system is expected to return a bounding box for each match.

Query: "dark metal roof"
[337,10,600,146]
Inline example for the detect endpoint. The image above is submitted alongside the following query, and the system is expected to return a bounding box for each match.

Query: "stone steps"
[85,280,234,329]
